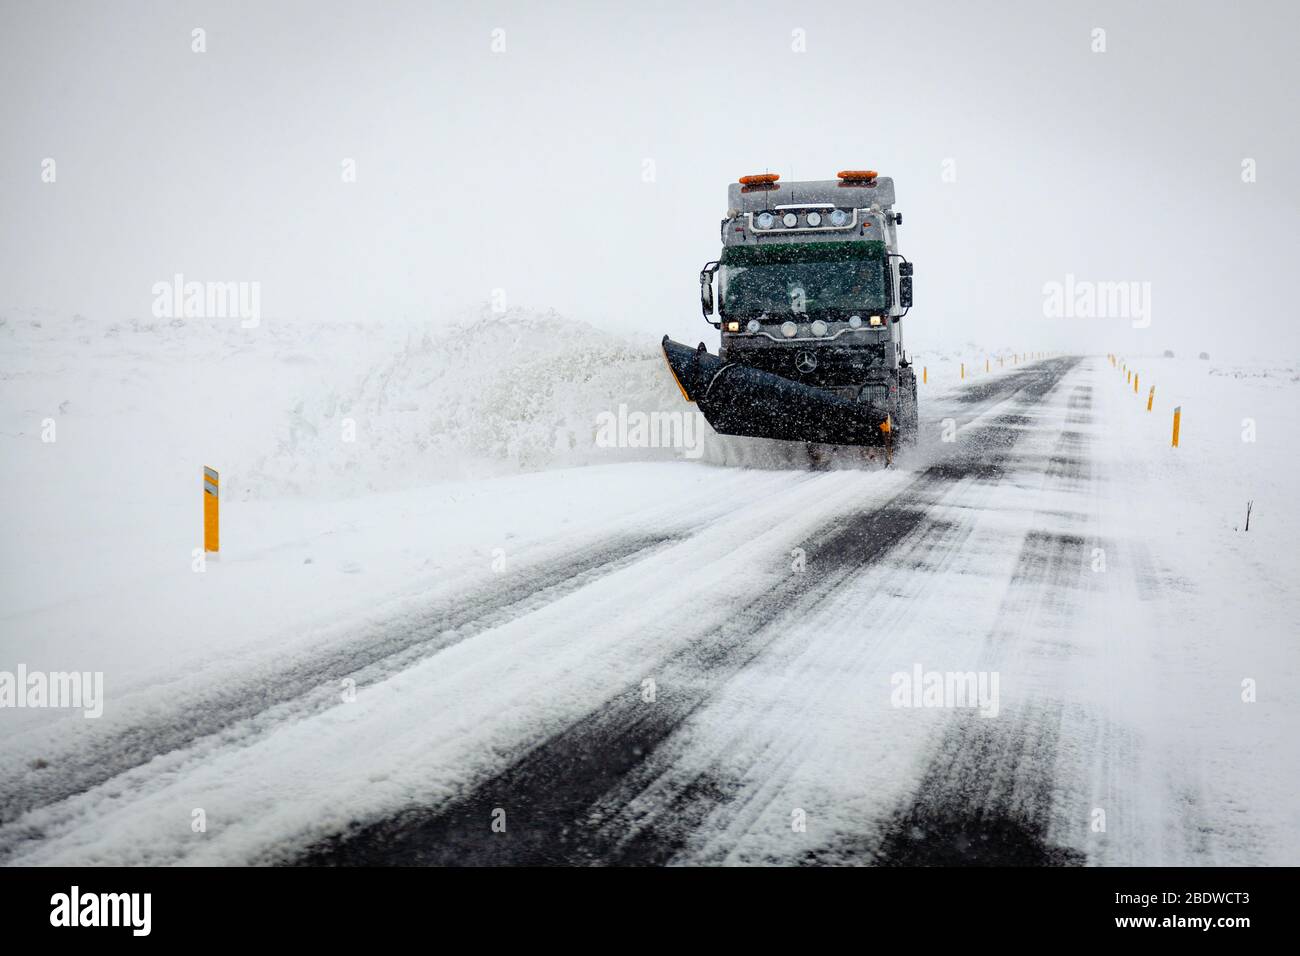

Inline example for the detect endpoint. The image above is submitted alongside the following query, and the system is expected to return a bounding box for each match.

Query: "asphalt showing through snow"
[0,531,682,827]
[2,356,1100,866]
[297,357,1087,865]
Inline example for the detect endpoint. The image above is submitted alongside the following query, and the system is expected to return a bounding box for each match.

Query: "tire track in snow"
[294,358,1081,865]
[870,704,1087,866]
[862,379,1108,865]
[596,369,1090,865]
[0,531,684,827]
[579,513,981,867]
[859,529,1096,866]
[296,503,952,865]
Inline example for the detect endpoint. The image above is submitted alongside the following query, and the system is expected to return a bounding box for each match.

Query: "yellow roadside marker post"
[923,366,927,384]
[961,362,965,380]
[1171,407,1181,448]
[1147,385,1155,411]
[986,358,990,373]
[204,466,219,553]
[1134,372,1139,394]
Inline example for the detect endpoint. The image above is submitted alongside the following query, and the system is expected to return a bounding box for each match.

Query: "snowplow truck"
[662,170,916,447]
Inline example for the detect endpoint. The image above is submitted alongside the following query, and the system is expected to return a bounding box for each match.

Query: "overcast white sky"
[2,0,1297,358]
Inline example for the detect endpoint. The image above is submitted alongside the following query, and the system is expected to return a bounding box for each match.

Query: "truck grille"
[860,383,890,406]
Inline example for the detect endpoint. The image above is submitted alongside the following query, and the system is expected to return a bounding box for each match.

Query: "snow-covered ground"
[0,308,1030,686]
[1,311,1296,865]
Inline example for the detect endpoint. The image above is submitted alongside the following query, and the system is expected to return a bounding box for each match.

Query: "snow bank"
[0,306,1054,508]
[0,306,718,686]
[0,306,693,505]
[238,308,701,496]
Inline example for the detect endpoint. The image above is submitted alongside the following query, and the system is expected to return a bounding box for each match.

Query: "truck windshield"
[721,241,888,316]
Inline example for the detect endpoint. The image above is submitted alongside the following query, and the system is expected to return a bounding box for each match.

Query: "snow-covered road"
[5,351,1291,866]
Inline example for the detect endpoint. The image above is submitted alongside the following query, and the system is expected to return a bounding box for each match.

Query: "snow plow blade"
[661,336,890,446]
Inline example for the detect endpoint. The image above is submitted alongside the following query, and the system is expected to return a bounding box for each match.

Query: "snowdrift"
[238,308,701,496]
[1,307,726,502]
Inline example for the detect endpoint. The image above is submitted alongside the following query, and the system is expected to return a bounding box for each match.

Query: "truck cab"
[701,171,917,433]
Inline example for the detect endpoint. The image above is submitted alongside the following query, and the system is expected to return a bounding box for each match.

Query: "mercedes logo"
[795,351,818,374]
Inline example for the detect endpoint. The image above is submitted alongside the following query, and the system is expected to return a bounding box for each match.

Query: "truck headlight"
[746,319,760,333]
[810,320,828,336]
[782,213,798,228]
[781,321,798,338]
[830,209,850,227]
[806,211,822,227]
[756,212,775,229]
[848,314,863,328]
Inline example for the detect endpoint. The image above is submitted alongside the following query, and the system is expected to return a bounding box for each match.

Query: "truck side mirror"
[700,270,715,316]
[898,261,913,277]
[899,276,913,309]
[699,260,720,320]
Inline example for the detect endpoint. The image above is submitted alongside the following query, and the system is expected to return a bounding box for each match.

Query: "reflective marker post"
[204,466,219,553]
